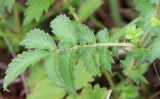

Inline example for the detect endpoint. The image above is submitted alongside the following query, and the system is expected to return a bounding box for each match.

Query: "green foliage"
[44,54,62,86]
[3,50,49,90]
[4,15,112,98]
[116,83,139,99]
[76,24,96,44]
[78,0,103,21]
[59,51,76,93]
[81,48,101,76]
[28,79,66,99]
[74,60,94,89]
[121,55,149,84]
[97,29,114,72]
[20,28,56,51]
[149,36,160,62]
[0,0,15,13]
[79,84,108,99]
[24,0,55,25]
[50,15,77,45]
[3,0,160,98]
[135,0,155,17]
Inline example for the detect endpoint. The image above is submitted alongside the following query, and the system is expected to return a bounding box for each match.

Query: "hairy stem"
[56,42,134,53]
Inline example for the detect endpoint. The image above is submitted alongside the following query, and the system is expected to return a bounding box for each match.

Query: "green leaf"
[81,48,100,76]
[27,64,48,88]
[0,0,15,13]
[121,56,148,83]
[20,28,56,51]
[116,83,139,99]
[99,49,114,72]
[74,60,94,90]
[76,24,96,44]
[24,0,55,25]
[78,0,103,21]
[3,50,49,90]
[96,29,114,72]
[50,14,77,44]
[60,51,75,93]
[80,84,108,99]
[44,54,62,86]
[27,79,66,99]
[96,28,109,43]
[135,0,155,17]
[149,36,160,62]
[150,17,160,27]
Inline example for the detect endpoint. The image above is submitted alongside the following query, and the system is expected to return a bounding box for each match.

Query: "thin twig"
[148,90,160,99]
[3,37,28,95]
[153,62,160,81]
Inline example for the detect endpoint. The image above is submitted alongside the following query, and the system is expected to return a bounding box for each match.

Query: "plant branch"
[55,42,134,53]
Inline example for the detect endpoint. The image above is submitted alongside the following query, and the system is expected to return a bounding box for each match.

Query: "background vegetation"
[0,0,160,99]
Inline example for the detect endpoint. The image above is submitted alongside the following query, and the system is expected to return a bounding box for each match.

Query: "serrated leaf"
[60,51,75,93]
[80,84,108,99]
[76,24,96,44]
[3,50,49,90]
[121,56,148,83]
[99,49,114,72]
[27,79,66,99]
[50,15,77,44]
[96,29,114,72]
[44,54,62,86]
[74,60,94,90]
[0,0,15,13]
[78,0,103,21]
[20,28,56,51]
[149,36,160,62]
[96,28,109,43]
[116,83,139,99]
[81,48,100,76]
[24,0,55,25]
